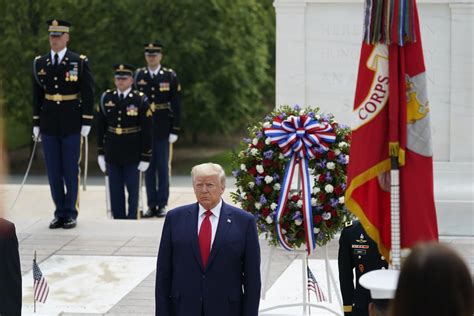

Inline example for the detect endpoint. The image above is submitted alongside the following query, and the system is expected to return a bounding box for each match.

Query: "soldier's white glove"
[81,125,91,137]
[137,161,150,172]
[32,126,41,142]
[98,155,107,173]
[169,133,178,143]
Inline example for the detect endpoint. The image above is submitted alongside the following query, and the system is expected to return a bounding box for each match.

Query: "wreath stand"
[259,244,343,315]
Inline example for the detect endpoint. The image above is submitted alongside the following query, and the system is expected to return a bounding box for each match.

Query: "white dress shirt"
[117,87,132,99]
[50,47,67,64]
[148,65,161,77]
[197,200,222,248]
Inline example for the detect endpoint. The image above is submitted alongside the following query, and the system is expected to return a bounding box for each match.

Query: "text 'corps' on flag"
[345,0,438,261]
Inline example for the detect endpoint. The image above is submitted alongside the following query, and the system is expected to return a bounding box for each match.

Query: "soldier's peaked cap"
[47,19,71,36]
[144,41,164,54]
[113,64,135,78]
[359,269,400,300]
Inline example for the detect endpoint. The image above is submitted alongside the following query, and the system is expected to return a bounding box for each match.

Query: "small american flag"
[33,260,49,303]
[307,266,326,302]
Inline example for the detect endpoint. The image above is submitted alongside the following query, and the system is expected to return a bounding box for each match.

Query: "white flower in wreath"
[281,228,287,234]
[265,137,272,145]
[240,164,247,171]
[279,153,285,159]
[265,216,273,224]
[270,202,278,210]
[338,141,348,148]
[339,196,345,204]
[326,162,336,170]
[252,138,258,146]
[248,182,255,189]
[335,149,341,155]
[325,184,334,193]
[311,198,317,206]
[295,218,303,226]
[240,192,246,199]
[296,200,303,208]
[315,114,321,120]
[322,212,331,220]
[314,227,320,234]
[299,109,305,115]
[250,148,259,156]
[273,183,281,191]
[263,121,272,128]
[264,176,273,184]
[312,187,321,194]
[344,155,350,163]
[256,165,264,174]
[314,174,320,182]
[255,202,262,210]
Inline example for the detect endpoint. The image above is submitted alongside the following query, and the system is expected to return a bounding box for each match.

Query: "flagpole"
[306,256,311,315]
[391,158,401,269]
[302,252,307,314]
[34,251,36,313]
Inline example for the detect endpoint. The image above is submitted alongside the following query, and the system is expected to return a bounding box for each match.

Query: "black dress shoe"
[49,218,63,229]
[63,218,77,229]
[156,206,167,218]
[142,208,156,218]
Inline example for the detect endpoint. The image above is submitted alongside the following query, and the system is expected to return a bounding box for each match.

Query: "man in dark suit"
[134,41,181,218]
[0,218,22,315]
[155,163,261,316]
[338,220,388,316]
[32,19,94,229]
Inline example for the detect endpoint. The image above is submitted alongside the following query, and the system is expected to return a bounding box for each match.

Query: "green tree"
[0,0,275,147]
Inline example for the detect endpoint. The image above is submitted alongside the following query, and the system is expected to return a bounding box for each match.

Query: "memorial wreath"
[231,105,352,254]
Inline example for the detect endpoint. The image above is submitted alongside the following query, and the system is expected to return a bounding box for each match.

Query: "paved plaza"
[2,176,473,315]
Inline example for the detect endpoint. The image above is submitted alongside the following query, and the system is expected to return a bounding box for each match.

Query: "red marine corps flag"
[345,0,438,263]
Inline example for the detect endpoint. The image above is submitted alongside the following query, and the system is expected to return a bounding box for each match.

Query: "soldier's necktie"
[119,93,124,101]
[198,210,213,267]
[54,53,59,66]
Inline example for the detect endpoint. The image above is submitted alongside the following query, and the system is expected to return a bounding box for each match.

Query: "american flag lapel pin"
[227,218,231,223]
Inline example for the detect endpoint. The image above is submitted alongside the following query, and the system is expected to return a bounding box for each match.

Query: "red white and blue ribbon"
[264,115,335,255]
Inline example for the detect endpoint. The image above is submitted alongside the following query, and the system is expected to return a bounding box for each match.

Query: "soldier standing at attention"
[32,19,94,229]
[97,64,152,220]
[338,220,389,316]
[134,41,181,218]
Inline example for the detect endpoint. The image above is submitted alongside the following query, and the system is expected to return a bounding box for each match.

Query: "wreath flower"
[231,105,352,251]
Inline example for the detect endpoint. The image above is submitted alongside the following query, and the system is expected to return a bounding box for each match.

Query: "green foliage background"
[0,0,275,149]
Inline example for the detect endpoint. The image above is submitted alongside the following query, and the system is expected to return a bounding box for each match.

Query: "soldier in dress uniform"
[97,64,152,219]
[134,41,181,218]
[32,19,94,229]
[338,220,389,316]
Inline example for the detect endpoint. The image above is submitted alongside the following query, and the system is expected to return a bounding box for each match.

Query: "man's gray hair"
[191,163,226,187]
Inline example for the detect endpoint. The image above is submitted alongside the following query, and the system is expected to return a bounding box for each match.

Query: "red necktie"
[198,210,213,267]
